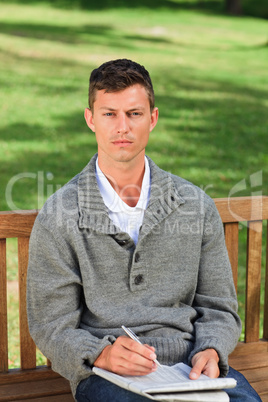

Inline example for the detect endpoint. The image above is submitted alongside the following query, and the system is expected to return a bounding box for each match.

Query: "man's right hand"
[93,336,158,376]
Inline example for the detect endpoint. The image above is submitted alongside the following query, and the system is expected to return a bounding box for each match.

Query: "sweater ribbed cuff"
[139,336,194,366]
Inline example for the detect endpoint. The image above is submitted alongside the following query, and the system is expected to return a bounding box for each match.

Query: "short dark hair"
[88,59,155,112]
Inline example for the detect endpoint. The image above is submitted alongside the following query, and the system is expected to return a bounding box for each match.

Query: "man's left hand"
[190,348,220,380]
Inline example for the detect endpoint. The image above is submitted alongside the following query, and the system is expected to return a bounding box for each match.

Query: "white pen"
[121,325,162,368]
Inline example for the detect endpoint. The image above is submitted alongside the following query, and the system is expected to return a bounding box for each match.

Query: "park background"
[0,0,267,368]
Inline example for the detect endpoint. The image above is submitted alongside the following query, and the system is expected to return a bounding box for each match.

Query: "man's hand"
[190,349,220,380]
[94,336,158,376]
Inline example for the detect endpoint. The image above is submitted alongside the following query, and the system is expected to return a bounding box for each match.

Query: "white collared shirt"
[95,157,150,244]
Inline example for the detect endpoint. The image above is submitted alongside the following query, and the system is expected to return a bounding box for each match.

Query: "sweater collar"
[78,154,184,235]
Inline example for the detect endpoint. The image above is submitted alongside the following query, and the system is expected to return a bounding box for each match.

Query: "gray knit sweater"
[27,154,241,398]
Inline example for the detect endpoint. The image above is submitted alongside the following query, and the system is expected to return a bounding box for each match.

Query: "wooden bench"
[0,196,268,401]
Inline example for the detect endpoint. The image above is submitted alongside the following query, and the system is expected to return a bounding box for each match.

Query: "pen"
[121,325,162,368]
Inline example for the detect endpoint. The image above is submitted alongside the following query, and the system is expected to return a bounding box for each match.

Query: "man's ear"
[149,107,159,132]
[84,108,95,132]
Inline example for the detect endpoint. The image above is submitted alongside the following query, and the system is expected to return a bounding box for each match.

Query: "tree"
[225,0,242,15]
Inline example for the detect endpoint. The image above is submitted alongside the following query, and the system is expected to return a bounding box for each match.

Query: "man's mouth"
[112,139,133,147]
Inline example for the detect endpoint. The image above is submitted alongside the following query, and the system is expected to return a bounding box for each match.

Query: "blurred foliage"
[242,0,268,19]
[0,0,267,18]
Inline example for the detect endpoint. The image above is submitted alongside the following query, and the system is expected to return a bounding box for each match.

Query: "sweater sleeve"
[188,200,242,376]
[27,218,115,388]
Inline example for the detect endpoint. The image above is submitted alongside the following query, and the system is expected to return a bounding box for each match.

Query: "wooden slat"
[230,340,268,357]
[18,237,36,370]
[0,211,38,239]
[264,221,268,339]
[245,221,263,343]
[0,239,8,373]
[0,377,72,402]
[13,395,74,402]
[224,222,239,290]
[242,380,268,396]
[0,367,60,386]
[229,352,268,371]
[238,366,268,383]
[214,196,268,223]
[249,380,268,397]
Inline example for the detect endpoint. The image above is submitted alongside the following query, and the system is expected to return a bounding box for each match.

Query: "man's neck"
[97,155,145,207]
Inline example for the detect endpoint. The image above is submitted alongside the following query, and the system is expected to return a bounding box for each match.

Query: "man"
[27,59,261,401]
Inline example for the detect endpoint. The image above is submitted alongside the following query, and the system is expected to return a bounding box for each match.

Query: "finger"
[113,362,157,376]
[144,344,156,353]
[120,344,157,370]
[120,354,158,375]
[110,338,157,375]
[94,343,157,376]
[111,353,157,376]
[202,360,220,378]
[119,337,157,362]
[190,353,207,380]
[189,363,202,380]
[190,358,219,380]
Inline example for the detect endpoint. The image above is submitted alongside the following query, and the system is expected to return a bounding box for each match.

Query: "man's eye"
[130,112,141,116]
[105,113,114,116]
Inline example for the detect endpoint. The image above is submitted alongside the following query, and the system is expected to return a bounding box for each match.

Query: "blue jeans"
[76,367,261,402]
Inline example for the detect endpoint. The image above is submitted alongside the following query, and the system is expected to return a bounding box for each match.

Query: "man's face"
[85,84,158,166]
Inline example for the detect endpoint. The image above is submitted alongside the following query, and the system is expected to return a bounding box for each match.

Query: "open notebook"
[93,362,236,401]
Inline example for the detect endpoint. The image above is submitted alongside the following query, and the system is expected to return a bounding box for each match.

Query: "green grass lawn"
[1,0,267,368]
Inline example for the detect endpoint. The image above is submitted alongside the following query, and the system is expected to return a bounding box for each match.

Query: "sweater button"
[134,274,143,285]
[118,239,127,246]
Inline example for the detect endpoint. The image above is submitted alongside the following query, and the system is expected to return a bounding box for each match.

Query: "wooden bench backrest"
[0,210,38,373]
[216,196,268,346]
[0,196,268,374]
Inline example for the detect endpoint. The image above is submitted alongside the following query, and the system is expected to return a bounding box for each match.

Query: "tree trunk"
[225,0,242,15]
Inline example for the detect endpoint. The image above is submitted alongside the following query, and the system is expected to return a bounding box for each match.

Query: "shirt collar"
[95,157,151,213]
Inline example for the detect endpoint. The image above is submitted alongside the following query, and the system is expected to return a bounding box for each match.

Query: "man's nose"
[117,113,129,133]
